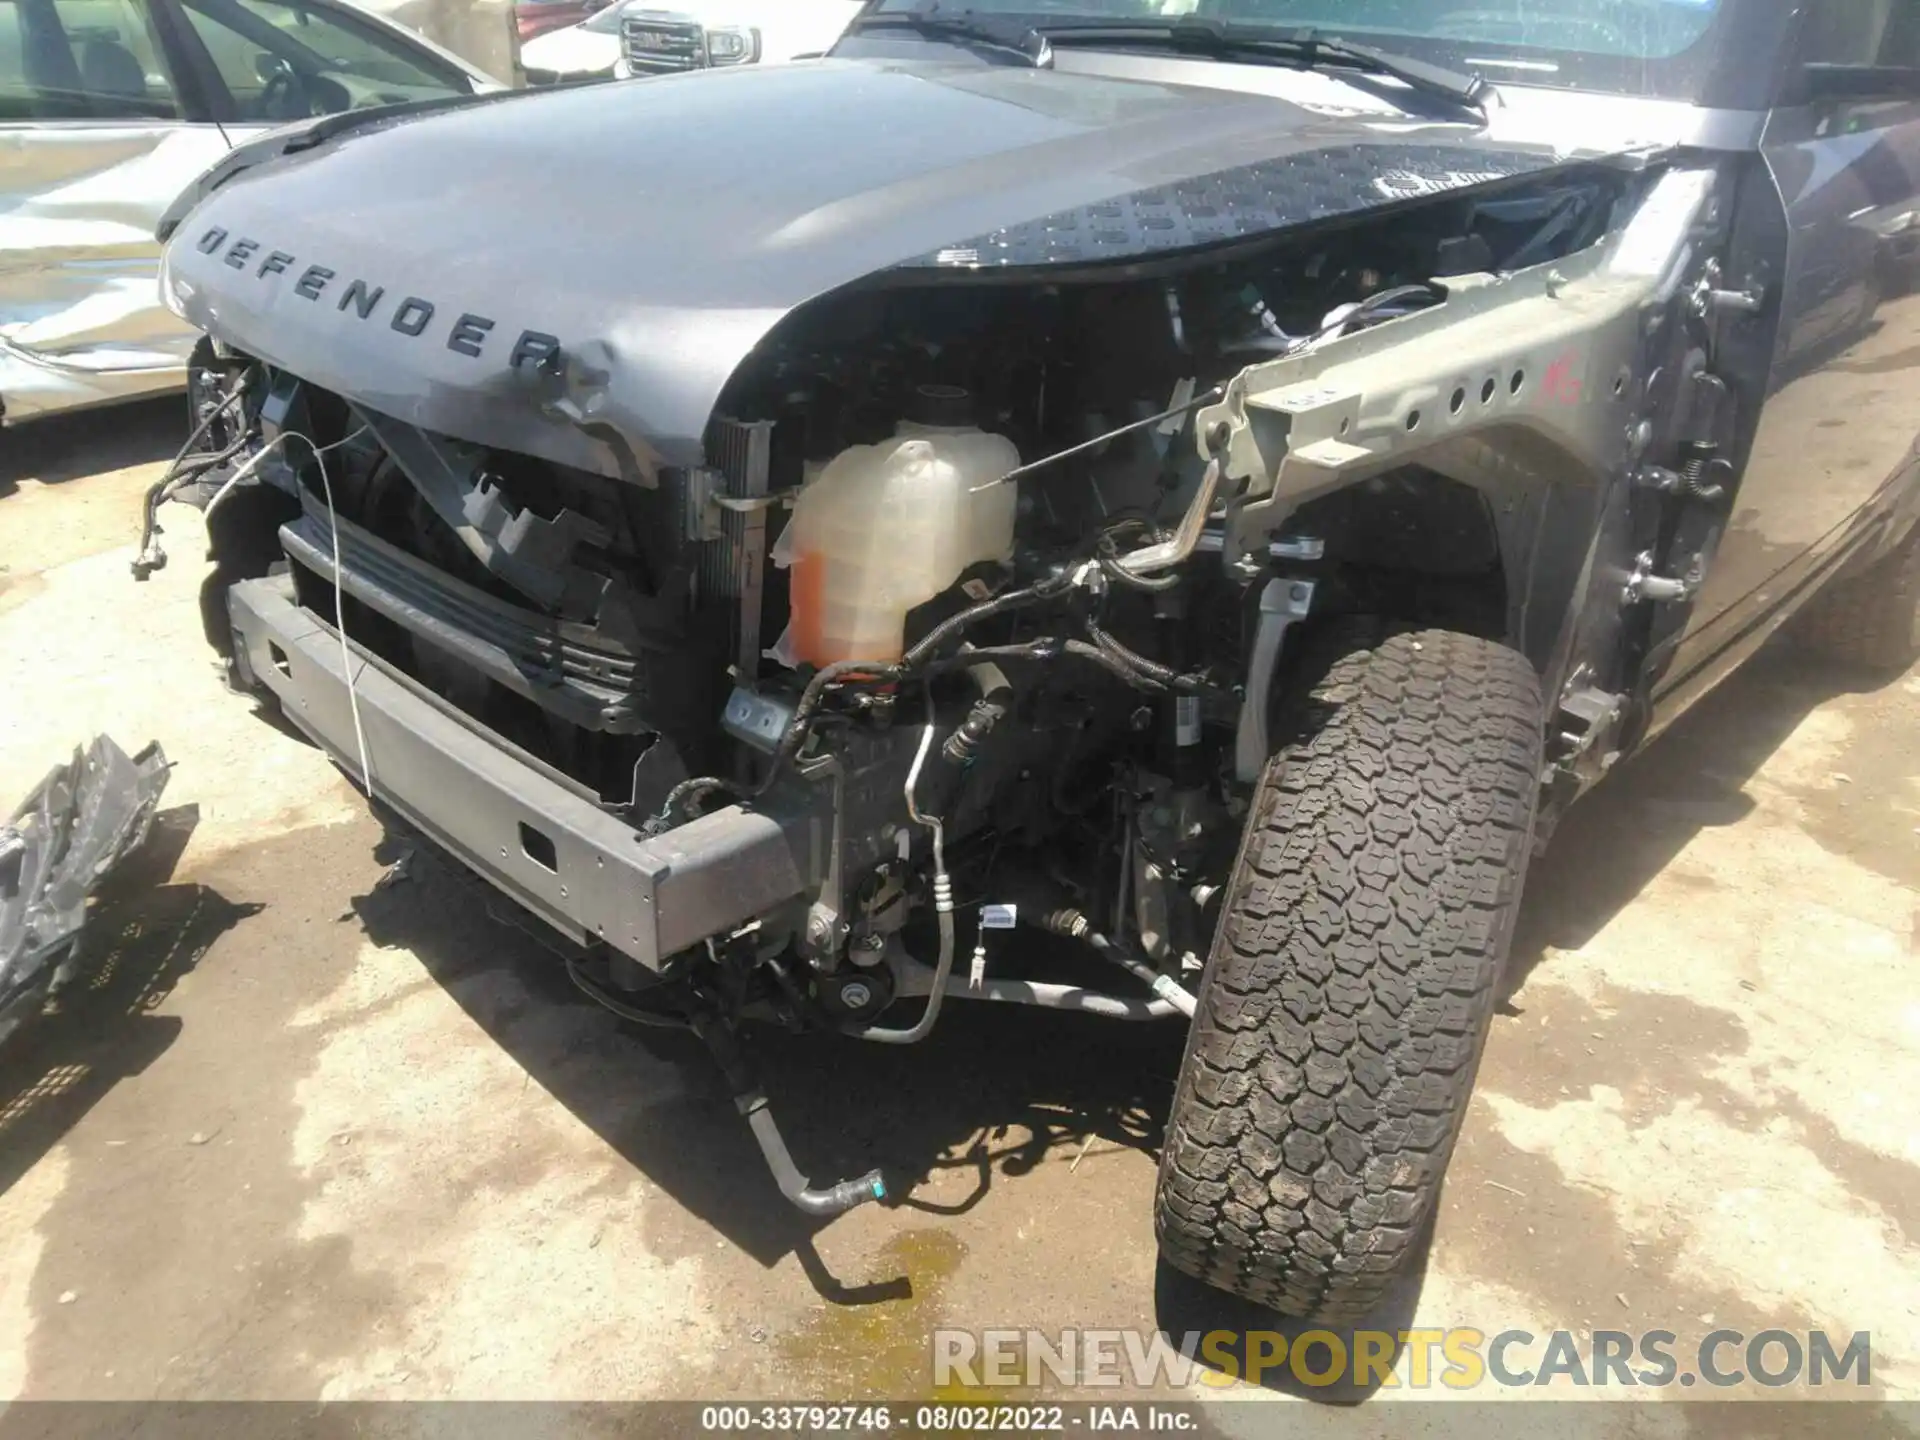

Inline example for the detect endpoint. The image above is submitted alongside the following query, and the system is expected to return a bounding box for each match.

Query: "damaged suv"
[138,0,1920,1321]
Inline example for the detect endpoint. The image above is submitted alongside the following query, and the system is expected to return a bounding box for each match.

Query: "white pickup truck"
[614,0,862,74]
[521,0,861,82]
[521,0,862,82]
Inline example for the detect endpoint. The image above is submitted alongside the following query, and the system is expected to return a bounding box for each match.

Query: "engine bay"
[169,161,1631,1046]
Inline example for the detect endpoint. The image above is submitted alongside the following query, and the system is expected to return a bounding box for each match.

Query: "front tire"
[1155,624,1543,1323]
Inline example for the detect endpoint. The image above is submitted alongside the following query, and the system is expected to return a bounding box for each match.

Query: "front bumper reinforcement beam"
[227,573,816,973]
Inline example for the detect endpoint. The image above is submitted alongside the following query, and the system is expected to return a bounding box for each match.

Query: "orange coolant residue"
[786,548,911,667]
[786,548,832,666]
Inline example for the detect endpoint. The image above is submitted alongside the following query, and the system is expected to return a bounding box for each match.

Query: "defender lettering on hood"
[158,60,1594,478]
[192,226,563,371]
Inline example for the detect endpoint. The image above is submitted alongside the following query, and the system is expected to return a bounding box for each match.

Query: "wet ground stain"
[776,1229,971,1399]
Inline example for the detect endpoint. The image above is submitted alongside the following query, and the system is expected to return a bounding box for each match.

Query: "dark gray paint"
[160,57,1579,475]
[1660,92,1920,711]
[900,141,1553,269]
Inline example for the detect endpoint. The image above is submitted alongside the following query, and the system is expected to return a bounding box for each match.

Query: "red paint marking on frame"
[1544,353,1584,405]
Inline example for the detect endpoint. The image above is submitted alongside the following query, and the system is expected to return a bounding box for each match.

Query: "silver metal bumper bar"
[227,575,815,971]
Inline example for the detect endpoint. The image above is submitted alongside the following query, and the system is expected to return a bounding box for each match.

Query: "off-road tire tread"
[1791,522,1920,672]
[1155,622,1541,1322]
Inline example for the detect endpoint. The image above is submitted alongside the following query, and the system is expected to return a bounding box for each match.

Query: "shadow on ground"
[319,633,1899,1399]
[1507,638,1897,997]
[349,827,1184,1305]
[0,398,185,496]
[0,805,260,1202]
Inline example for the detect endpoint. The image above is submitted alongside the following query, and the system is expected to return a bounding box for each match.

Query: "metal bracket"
[1194,167,1720,565]
[359,411,613,613]
[1551,685,1625,769]
[686,477,796,544]
[1234,576,1315,783]
[1195,530,1326,560]
[1622,550,1697,605]
[1689,259,1765,319]
[722,685,797,753]
[701,418,777,682]
[712,490,799,516]
[684,469,726,542]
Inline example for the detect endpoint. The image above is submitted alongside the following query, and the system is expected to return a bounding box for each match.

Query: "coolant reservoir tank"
[778,388,1018,668]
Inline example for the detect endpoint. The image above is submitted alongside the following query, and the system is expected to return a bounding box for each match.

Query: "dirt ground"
[0,400,1916,1428]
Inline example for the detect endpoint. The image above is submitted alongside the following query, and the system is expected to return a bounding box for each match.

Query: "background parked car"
[612,0,860,76]
[511,0,604,46]
[519,0,621,83]
[0,0,500,425]
[358,0,513,85]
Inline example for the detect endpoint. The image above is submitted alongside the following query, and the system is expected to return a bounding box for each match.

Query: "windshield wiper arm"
[1278,27,1490,110]
[1040,18,1488,115]
[843,3,1052,67]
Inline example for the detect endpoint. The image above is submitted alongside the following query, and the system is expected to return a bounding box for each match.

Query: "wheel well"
[1286,466,1510,642]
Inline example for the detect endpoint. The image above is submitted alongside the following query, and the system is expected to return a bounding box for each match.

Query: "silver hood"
[160,57,1589,478]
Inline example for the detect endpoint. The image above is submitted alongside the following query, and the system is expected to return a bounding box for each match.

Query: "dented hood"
[160,57,1575,477]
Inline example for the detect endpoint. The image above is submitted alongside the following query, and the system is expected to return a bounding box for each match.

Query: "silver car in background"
[0,0,500,424]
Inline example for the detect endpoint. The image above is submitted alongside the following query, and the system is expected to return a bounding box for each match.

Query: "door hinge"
[1689,259,1765,320]
[1623,550,1702,605]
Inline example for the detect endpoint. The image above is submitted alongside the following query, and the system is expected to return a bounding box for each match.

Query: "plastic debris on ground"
[0,736,171,1043]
